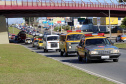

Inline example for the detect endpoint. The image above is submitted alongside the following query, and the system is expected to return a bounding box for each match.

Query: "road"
[22,43,126,84]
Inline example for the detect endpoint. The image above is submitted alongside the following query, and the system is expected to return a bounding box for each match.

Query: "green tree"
[119,0,126,2]
[120,17,126,29]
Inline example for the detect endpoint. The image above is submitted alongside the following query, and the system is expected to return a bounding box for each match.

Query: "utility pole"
[109,10,111,39]
[51,17,52,35]
[29,17,30,26]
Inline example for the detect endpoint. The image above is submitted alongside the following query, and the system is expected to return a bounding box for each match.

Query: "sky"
[7,0,120,24]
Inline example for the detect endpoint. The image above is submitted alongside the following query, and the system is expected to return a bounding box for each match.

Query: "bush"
[54,25,71,32]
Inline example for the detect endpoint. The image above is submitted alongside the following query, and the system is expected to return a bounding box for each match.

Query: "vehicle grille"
[51,42,57,48]
[98,50,110,55]
[71,42,79,44]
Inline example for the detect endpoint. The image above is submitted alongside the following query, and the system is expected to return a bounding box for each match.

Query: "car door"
[77,40,83,56]
[79,40,85,57]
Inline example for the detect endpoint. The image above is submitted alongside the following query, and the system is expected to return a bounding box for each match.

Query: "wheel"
[65,52,68,57]
[46,49,48,52]
[78,55,82,62]
[60,51,64,56]
[37,47,40,49]
[84,54,91,63]
[44,49,46,52]
[56,49,59,52]
[113,59,118,62]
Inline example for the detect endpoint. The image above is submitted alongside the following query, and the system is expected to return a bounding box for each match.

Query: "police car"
[77,33,121,63]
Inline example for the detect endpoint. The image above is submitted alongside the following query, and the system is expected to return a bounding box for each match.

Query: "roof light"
[67,30,72,32]
[85,33,104,37]
[85,34,92,37]
[67,30,81,33]
[76,30,81,32]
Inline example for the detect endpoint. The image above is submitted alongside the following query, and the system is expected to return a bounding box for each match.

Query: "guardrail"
[0,0,126,9]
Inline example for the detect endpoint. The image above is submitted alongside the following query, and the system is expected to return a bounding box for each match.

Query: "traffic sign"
[43,21,47,24]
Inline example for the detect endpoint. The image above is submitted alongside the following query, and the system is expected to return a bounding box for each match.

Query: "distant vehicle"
[37,40,43,49]
[9,34,15,40]
[25,38,32,44]
[116,35,126,42]
[17,31,26,42]
[43,35,59,52]
[32,38,42,47]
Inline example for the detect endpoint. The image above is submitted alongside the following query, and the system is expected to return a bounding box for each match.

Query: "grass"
[0,44,115,84]
[8,27,33,38]
[114,43,126,48]
[8,27,20,35]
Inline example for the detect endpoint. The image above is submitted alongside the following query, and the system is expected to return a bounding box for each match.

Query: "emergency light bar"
[67,30,81,32]
[85,33,104,37]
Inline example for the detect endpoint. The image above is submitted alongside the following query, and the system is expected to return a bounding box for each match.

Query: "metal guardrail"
[0,0,126,10]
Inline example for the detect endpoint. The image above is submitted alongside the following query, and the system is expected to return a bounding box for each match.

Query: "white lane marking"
[48,57,125,84]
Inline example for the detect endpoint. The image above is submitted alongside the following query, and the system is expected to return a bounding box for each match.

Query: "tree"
[119,0,126,2]
[120,17,126,29]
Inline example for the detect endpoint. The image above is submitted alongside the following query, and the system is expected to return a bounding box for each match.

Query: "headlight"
[69,46,72,49]
[111,49,120,53]
[89,51,98,54]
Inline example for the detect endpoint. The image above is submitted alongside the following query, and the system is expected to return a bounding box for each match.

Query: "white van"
[43,35,59,52]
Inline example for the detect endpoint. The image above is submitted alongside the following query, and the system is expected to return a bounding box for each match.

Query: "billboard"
[106,17,118,25]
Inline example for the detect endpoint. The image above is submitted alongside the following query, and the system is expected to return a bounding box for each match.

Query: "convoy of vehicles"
[43,35,59,52]
[10,25,122,63]
[77,33,121,63]
[59,30,84,56]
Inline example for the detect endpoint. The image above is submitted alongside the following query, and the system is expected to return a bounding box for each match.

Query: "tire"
[44,49,46,52]
[113,59,118,62]
[78,55,82,62]
[56,49,59,52]
[60,51,64,56]
[65,52,68,57]
[85,54,91,63]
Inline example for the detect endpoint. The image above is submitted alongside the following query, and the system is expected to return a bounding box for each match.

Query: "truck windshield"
[67,34,82,41]
[85,38,111,46]
[47,36,59,41]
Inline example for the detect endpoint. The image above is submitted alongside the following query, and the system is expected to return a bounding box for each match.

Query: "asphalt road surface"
[22,44,126,84]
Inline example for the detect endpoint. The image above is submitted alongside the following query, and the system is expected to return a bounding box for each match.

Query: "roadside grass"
[0,44,115,84]
[8,27,33,38]
[114,43,126,48]
[8,27,20,35]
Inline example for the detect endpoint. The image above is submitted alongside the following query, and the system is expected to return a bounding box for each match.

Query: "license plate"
[101,56,109,59]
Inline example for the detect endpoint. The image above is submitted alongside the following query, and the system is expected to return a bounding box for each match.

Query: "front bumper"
[89,53,121,60]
